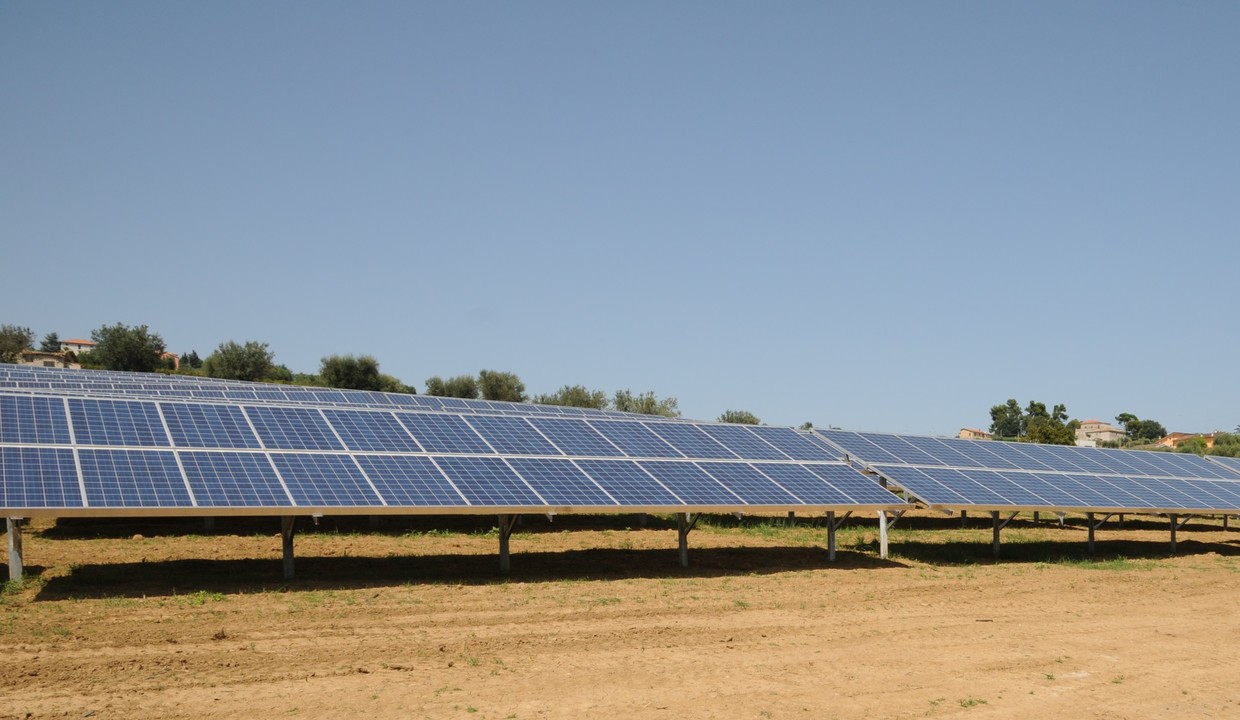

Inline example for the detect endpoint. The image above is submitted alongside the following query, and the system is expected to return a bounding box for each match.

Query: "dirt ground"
[2,512,1239,720]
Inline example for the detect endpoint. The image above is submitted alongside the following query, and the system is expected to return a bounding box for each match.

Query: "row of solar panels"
[0,393,840,462]
[819,429,1239,481]
[0,446,901,512]
[0,366,658,420]
[817,429,1240,514]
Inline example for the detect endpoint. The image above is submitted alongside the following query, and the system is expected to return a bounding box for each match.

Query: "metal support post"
[787,511,796,527]
[1118,514,1125,529]
[204,517,215,531]
[498,514,517,575]
[676,513,698,568]
[1225,515,1230,531]
[1033,511,1040,523]
[1057,512,1066,527]
[826,511,836,562]
[6,518,24,582]
[877,511,889,560]
[1169,514,1178,553]
[960,510,968,528]
[1087,512,1095,555]
[280,516,296,581]
[992,511,1001,559]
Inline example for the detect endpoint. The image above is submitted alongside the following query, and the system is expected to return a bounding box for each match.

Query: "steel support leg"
[827,511,836,562]
[677,513,691,568]
[280,516,296,581]
[1170,514,1178,553]
[1087,512,1095,555]
[6,518,24,582]
[498,514,517,575]
[877,511,889,560]
[992,511,1001,559]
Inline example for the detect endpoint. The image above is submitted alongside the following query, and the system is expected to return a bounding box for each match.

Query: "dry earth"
[2,513,1239,720]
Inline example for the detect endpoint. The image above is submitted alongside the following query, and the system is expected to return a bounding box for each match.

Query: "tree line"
[2,322,763,423]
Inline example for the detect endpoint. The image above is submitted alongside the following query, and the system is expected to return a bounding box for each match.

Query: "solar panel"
[0,395,71,445]
[355,455,468,506]
[323,410,422,453]
[431,456,543,506]
[574,459,683,506]
[0,447,82,507]
[396,413,494,454]
[802,463,910,505]
[526,417,625,457]
[587,420,682,458]
[638,462,743,505]
[162,403,261,449]
[748,427,843,462]
[245,406,344,451]
[270,453,381,506]
[644,424,738,459]
[78,449,192,507]
[69,399,170,447]
[464,415,562,456]
[506,458,617,506]
[179,451,290,506]
[750,463,857,505]
[698,424,789,460]
[695,462,801,505]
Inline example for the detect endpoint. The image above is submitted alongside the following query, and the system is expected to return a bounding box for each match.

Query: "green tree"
[532,384,609,410]
[39,332,61,353]
[424,374,480,399]
[84,323,165,372]
[988,399,1024,438]
[204,340,275,381]
[478,369,527,402]
[1176,436,1208,455]
[613,389,680,418]
[181,350,203,369]
[378,373,416,394]
[1115,413,1166,443]
[718,410,760,425]
[320,354,382,391]
[1211,432,1240,458]
[800,422,814,430]
[0,324,34,362]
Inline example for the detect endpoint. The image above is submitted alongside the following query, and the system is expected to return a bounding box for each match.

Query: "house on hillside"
[958,428,993,440]
[17,350,80,369]
[60,338,97,354]
[1157,432,1215,450]
[1075,419,1126,447]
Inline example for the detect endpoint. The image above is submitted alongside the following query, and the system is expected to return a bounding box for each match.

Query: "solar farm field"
[3,513,1240,719]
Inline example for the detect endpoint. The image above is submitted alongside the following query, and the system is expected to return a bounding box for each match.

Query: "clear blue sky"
[3,2,1237,435]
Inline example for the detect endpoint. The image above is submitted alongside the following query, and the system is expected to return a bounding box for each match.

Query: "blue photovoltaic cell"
[323,410,422,453]
[69,398,170,446]
[244,406,344,451]
[587,420,682,458]
[899,436,986,468]
[179,451,289,506]
[696,462,801,505]
[0,447,82,507]
[527,417,625,457]
[356,455,467,506]
[801,463,905,505]
[161,403,261,449]
[749,427,843,462]
[918,468,1015,506]
[645,423,737,459]
[751,463,858,505]
[396,413,494,454]
[506,458,616,506]
[865,465,971,506]
[639,461,742,505]
[465,415,562,455]
[816,430,899,463]
[432,456,543,506]
[574,459,683,506]
[270,453,381,506]
[79,449,192,507]
[1210,456,1240,478]
[0,395,71,445]
[699,424,789,460]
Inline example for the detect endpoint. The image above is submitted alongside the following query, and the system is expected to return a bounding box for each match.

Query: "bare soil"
[2,513,1239,720]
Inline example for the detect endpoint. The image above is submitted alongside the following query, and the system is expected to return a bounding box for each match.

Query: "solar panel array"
[816,429,1240,515]
[0,368,904,517]
[0,365,675,420]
